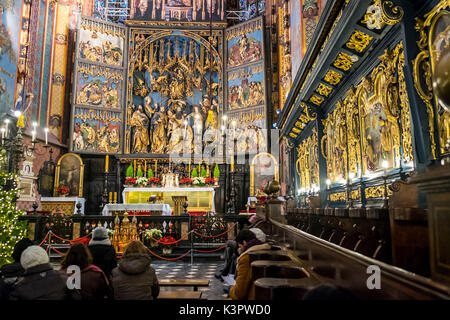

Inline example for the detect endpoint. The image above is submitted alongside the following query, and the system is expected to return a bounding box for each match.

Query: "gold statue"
[151,105,168,153]
[130,105,150,153]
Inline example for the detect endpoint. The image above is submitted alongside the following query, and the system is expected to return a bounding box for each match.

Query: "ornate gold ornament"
[310,94,325,106]
[289,132,298,138]
[346,30,373,53]
[412,0,450,157]
[330,192,346,201]
[365,185,393,199]
[350,189,361,200]
[333,52,357,71]
[324,69,343,85]
[316,83,333,97]
[362,0,404,30]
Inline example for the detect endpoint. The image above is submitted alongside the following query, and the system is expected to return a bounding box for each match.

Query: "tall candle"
[230,156,234,172]
[155,159,157,174]
[1,127,5,142]
[4,119,10,138]
[44,127,49,145]
[31,130,36,142]
[114,192,117,203]
[188,160,191,176]
[144,161,147,176]
[109,192,112,203]
[105,155,109,173]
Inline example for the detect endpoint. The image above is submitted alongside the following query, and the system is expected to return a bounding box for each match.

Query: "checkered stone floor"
[152,261,229,300]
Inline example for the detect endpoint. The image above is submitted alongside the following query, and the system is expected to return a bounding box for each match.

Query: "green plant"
[213,164,220,179]
[200,166,207,177]
[136,166,143,177]
[148,168,154,178]
[126,163,134,178]
[191,168,198,177]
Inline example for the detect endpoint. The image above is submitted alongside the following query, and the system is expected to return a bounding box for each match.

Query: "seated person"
[228,229,270,300]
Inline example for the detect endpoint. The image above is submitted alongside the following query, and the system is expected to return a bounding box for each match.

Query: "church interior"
[0,0,450,301]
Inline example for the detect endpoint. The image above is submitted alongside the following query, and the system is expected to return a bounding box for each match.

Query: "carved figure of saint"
[130,105,150,153]
[151,105,168,153]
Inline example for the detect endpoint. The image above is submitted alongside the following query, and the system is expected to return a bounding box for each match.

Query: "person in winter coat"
[229,229,271,300]
[9,245,67,300]
[0,238,34,300]
[60,243,111,300]
[111,240,159,300]
[88,227,117,279]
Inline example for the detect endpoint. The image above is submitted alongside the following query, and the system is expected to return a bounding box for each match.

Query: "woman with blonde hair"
[111,240,159,300]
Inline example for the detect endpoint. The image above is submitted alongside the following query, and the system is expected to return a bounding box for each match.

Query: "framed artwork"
[250,152,279,196]
[54,153,85,197]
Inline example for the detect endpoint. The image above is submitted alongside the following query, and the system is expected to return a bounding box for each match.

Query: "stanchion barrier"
[50,247,66,256]
[38,231,50,246]
[145,246,191,261]
[49,231,92,244]
[193,223,236,238]
[195,244,228,253]
[142,230,192,245]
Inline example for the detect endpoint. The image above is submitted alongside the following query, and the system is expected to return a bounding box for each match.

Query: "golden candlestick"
[114,192,117,204]
[105,155,109,173]
[109,192,112,203]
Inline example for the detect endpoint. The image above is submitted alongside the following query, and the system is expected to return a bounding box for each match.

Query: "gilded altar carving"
[125,28,223,155]
[310,94,324,106]
[350,189,361,200]
[296,129,319,191]
[316,83,333,97]
[345,87,362,177]
[413,1,450,157]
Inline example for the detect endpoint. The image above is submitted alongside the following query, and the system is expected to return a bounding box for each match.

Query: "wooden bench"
[158,291,203,299]
[159,279,210,291]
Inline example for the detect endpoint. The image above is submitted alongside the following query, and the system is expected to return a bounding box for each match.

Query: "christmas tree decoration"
[0,150,27,266]
[191,168,198,177]
[200,166,207,178]
[126,163,134,178]
[148,167,154,178]
[136,165,144,177]
[214,164,220,179]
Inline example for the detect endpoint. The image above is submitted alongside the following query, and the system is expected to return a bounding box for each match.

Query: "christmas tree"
[213,164,220,179]
[126,163,134,178]
[148,168,154,178]
[191,168,198,177]
[200,166,207,178]
[0,149,27,266]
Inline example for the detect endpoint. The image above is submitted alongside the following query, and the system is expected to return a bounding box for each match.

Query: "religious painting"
[250,152,279,196]
[290,0,303,79]
[54,153,84,198]
[0,0,22,114]
[129,0,226,22]
[75,63,123,109]
[301,0,321,55]
[226,16,263,68]
[71,107,122,154]
[71,16,126,155]
[125,28,224,155]
[227,65,264,110]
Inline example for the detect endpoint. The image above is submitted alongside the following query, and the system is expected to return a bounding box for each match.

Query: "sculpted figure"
[130,105,150,153]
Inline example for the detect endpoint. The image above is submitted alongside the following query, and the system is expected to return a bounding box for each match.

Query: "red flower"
[125,177,136,184]
[159,236,177,247]
[205,178,216,184]
[149,178,161,184]
[180,178,193,185]
[56,185,69,195]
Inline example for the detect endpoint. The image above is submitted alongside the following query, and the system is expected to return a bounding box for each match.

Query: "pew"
[159,279,210,291]
[158,291,203,299]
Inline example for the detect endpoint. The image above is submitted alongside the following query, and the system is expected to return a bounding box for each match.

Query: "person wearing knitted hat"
[88,227,117,279]
[0,238,34,300]
[9,246,66,300]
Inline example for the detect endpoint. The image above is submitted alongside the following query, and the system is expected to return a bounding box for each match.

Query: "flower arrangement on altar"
[192,177,206,186]
[160,235,177,254]
[148,177,161,186]
[180,177,193,186]
[124,177,136,186]
[136,177,149,186]
[55,185,69,196]
[143,228,162,247]
[205,178,216,186]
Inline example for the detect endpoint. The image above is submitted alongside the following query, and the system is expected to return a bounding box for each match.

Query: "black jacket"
[0,262,25,300]
[111,253,159,300]
[9,263,67,300]
[88,244,117,278]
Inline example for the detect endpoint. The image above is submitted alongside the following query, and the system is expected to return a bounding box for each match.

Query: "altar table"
[122,187,215,213]
[101,203,172,216]
[41,197,85,215]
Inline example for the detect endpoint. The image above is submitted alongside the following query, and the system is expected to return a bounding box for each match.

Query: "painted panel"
[129,0,226,22]
[227,64,264,110]
[0,0,22,113]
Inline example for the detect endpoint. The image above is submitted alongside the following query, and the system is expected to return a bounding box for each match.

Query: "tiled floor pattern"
[152,260,228,300]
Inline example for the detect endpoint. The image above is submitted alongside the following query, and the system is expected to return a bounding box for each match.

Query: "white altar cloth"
[101,203,172,216]
[40,197,85,215]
